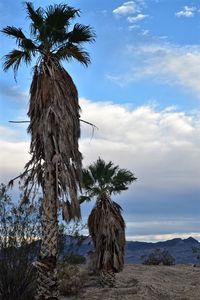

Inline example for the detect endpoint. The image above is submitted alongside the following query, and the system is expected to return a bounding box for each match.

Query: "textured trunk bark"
[28,60,82,299]
[100,269,116,287]
[35,167,58,300]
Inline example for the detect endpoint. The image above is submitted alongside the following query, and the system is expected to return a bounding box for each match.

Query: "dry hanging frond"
[88,193,125,273]
[23,57,82,220]
[62,201,71,221]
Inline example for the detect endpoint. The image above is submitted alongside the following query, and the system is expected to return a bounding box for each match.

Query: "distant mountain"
[62,236,200,264]
[125,237,199,264]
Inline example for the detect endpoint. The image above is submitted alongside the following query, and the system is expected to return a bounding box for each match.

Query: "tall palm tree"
[2,2,95,299]
[80,158,137,287]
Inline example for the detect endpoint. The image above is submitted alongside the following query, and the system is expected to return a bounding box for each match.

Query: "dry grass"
[60,264,200,300]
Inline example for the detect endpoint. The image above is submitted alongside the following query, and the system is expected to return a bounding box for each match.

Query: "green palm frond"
[81,157,137,201]
[45,4,80,27]
[2,2,95,75]
[25,2,44,35]
[79,195,91,204]
[88,158,114,182]
[38,4,80,45]
[111,169,137,194]
[1,26,38,51]
[1,26,26,40]
[55,44,91,66]
[68,24,96,44]
[3,49,32,74]
[90,158,118,182]
[81,169,95,190]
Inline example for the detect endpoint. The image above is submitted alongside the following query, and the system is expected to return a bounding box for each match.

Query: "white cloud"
[1,99,200,240]
[113,1,140,16]
[128,24,140,31]
[175,6,197,18]
[141,29,150,36]
[0,126,30,182]
[127,13,148,23]
[0,140,30,182]
[0,126,20,142]
[80,98,200,189]
[2,99,200,190]
[125,217,200,240]
[108,43,200,97]
[113,1,148,33]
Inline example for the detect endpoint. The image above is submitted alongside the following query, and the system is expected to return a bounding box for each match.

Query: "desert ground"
[60,264,200,300]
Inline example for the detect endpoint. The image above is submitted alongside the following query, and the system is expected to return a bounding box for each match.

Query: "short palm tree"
[81,158,137,286]
[2,2,95,299]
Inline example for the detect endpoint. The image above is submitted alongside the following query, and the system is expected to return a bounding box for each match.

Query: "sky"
[0,0,200,242]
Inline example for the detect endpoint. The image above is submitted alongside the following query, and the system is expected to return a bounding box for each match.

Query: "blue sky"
[1,0,200,242]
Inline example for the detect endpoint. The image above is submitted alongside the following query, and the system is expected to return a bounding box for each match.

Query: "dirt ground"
[60,264,200,300]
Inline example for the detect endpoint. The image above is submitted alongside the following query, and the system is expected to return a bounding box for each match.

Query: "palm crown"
[1,2,95,75]
[80,157,137,202]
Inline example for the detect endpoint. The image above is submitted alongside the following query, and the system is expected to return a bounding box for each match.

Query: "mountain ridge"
[64,236,200,264]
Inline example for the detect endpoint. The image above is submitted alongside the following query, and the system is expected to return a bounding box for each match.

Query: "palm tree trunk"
[27,60,82,299]
[34,127,59,300]
[35,167,58,300]
[100,269,116,287]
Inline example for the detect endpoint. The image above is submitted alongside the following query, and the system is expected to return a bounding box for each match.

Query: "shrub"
[0,245,37,300]
[58,221,87,258]
[141,249,175,266]
[192,246,200,264]
[64,254,86,265]
[58,261,86,296]
[0,184,40,300]
[0,184,86,298]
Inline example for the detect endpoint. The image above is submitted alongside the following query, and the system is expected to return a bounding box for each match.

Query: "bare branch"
[80,118,97,129]
[9,119,98,128]
[9,120,30,123]
[80,119,98,141]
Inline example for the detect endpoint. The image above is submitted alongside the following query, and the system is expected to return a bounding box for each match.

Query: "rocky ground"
[60,264,200,300]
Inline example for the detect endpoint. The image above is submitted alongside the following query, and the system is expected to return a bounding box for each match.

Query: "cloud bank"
[80,99,200,240]
[1,98,200,241]
[80,98,200,187]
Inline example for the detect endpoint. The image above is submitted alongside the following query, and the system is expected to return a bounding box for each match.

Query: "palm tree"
[1,2,95,299]
[80,158,137,287]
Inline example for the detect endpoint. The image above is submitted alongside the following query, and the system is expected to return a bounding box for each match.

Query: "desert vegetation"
[141,248,175,266]
[0,184,86,299]
[0,184,39,300]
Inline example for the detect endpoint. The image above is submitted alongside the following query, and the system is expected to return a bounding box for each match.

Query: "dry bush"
[141,249,175,266]
[58,261,86,296]
[0,245,37,300]
[64,254,86,265]
[0,184,40,300]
